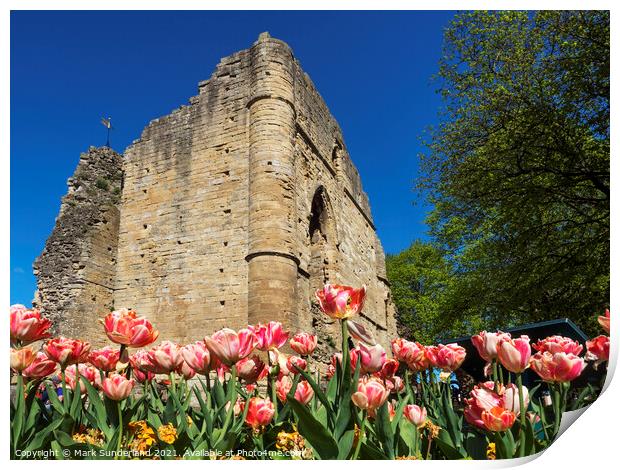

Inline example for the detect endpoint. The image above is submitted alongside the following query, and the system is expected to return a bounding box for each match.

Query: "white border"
[3,1,617,468]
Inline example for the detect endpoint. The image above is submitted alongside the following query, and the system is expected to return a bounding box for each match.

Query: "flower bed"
[9,286,610,460]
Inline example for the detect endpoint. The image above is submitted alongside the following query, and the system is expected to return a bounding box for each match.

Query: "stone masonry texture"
[35,33,397,352]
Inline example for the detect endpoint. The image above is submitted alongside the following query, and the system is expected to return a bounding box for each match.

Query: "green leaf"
[288,396,339,460]
[375,401,395,459]
[337,429,355,459]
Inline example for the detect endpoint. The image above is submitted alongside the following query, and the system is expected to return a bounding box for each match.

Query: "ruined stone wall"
[36,33,396,350]
[291,58,397,349]
[33,147,122,342]
[114,47,253,344]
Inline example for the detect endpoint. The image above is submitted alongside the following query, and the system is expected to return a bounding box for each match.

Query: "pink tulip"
[244,397,275,429]
[351,378,390,415]
[236,354,267,383]
[252,321,289,351]
[501,383,529,416]
[102,374,135,401]
[403,405,427,428]
[530,351,585,383]
[532,336,583,355]
[392,339,430,372]
[88,347,120,372]
[598,309,610,334]
[132,366,154,383]
[276,376,314,405]
[44,337,91,368]
[347,320,377,346]
[293,380,314,405]
[290,332,318,356]
[64,363,100,394]
[497,336,531,373]
[425,343,466,372]
[10,305,52,346]
[10,347,36,372]
[204,327,257,366]
[464,381,521,432]
[22,351,58,378]
[101,308,159,348]
[176,360,196,380]
[357,343,387,374]
[129,350,154,382]
[471,331,511,362]
[286,355,307,375]
[139,341,183,374]
[586,335,610,362]
[315,284,366,320]
[181,341,215,375]
[482,406,516,432]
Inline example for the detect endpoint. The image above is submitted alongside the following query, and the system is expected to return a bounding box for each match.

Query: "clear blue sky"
[10,10,454,305]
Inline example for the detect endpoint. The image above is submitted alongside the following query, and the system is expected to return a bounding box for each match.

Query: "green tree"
[386,240,461,343]
[418,11,609,336]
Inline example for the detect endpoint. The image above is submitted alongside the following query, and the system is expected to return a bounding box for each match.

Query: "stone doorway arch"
[308,186,337,293]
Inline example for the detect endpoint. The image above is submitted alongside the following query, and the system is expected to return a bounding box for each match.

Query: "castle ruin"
[34,33,397,352]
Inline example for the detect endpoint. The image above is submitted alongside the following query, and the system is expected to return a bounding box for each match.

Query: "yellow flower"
[158,423,177,444]
[128,420,157,454]
[486,442,496,460]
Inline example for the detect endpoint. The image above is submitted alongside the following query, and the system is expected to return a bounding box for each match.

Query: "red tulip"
[44,337,91,368]
[236,354,267,383]
[181,341,215,375]
[496,336,531,373]
[64,363,100,394]
[482,406,516,432]
[532,336,583,355]
[290,332,318,356]
[10,305,52,346]
[139,341,183,374]
[252,321,289,351]
[598,309,610,334]
[10,347,36,372]
[101,308,159,348]
[403,405,427,428]
[132,366,154,383]
[392,339,430,372]
[471,331,511,362]
[351,378,390,415]
[102,373,135,401]
[315,284,366,320]
[586,335,610,363]
[204,327,257,366]
[357,343,387,374]
[425,343,466,372]
[88,347,120,372]
[22,351,58,378]
[530,351,585,383]
[244,397,275,429]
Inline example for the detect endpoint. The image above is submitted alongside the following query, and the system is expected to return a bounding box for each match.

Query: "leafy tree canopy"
[391,11,609,341]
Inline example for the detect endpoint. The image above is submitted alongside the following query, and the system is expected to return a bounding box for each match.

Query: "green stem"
[498,364,504,386]
[351,411,366,460]
[116,400,123,459]
[492,360,499,390]
[169,372,177,397]
[516,373,526,457]
[552,384,561,438]
[60,367,68,411]
[341,319,350,394]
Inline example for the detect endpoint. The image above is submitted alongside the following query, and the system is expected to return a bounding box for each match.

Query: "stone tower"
[34,33,397,350]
